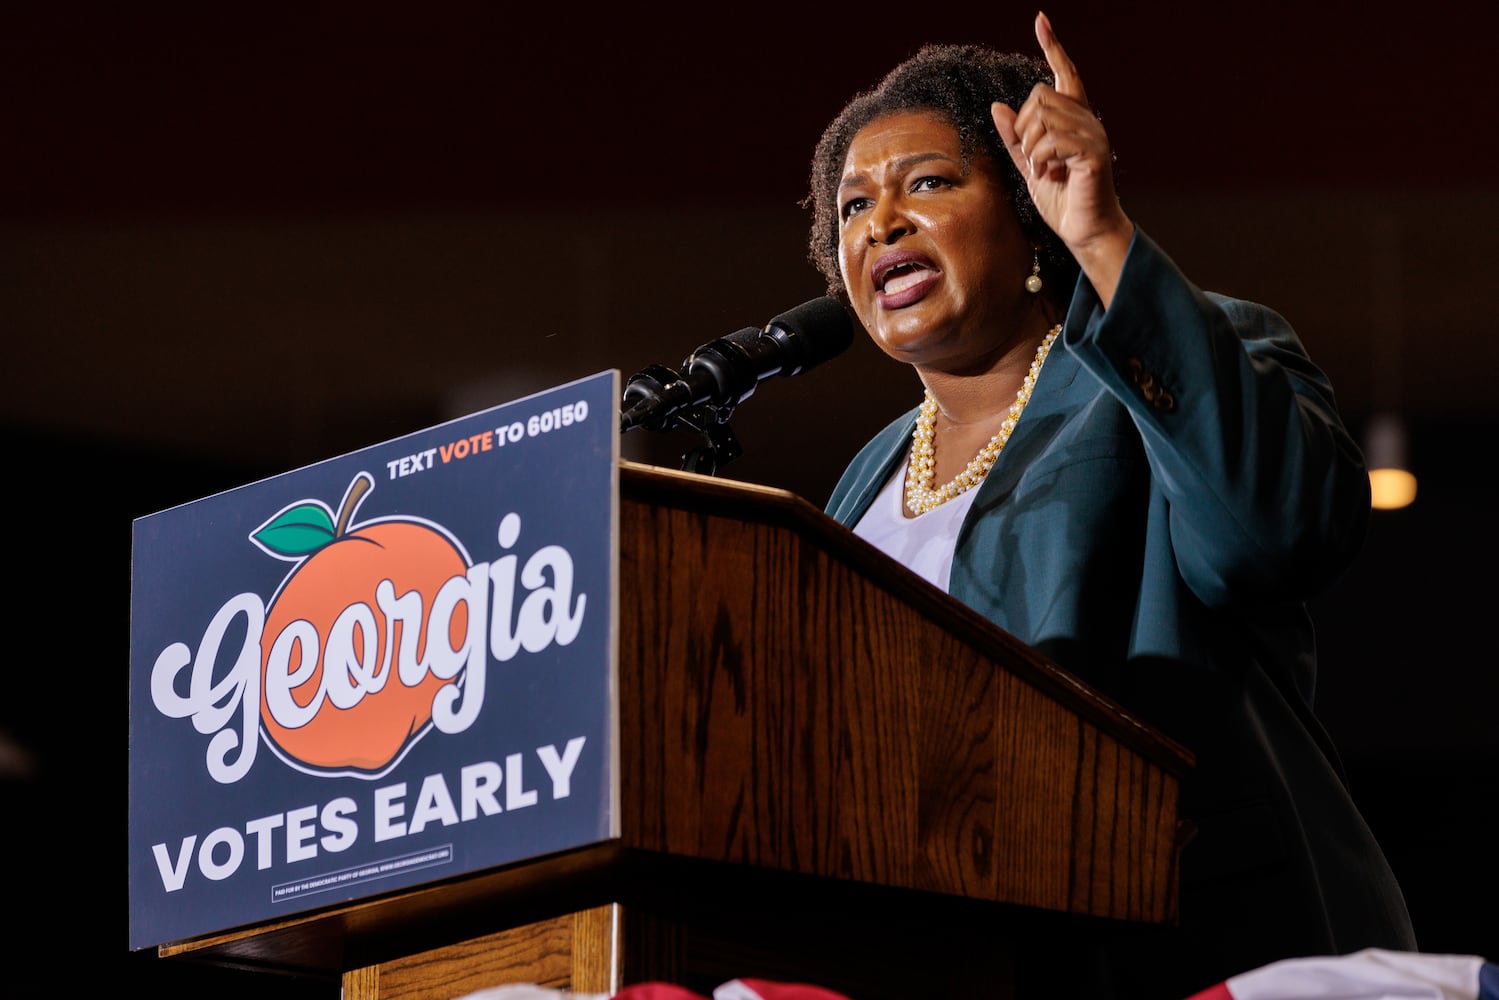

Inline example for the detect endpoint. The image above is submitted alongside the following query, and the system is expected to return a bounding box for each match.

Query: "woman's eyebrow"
[838,151,958,194]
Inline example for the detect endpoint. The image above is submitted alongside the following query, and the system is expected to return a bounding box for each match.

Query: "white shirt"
[851,454,978,594]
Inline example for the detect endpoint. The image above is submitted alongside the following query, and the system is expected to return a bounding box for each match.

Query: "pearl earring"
[1025,252,1043,294]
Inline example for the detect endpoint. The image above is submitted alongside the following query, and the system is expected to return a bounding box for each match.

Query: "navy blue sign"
[128,371,619,950]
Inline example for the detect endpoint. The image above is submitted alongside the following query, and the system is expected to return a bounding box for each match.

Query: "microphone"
[619,296,855,433]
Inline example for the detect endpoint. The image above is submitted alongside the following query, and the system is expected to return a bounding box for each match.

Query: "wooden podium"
[159,460,1193,999]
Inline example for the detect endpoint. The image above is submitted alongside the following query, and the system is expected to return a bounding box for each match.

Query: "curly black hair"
[804,43,1081,311]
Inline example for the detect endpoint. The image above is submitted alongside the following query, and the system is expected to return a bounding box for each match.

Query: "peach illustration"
[253,472,468,771]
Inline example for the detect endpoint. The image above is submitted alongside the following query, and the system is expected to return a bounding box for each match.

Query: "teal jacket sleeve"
[1062,227,1371,608]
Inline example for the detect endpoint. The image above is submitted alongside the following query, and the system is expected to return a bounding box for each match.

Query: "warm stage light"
[1368,467,1417,510]
[1363,413,1416,511]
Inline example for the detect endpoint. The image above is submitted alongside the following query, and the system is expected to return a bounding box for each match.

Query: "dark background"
[3,1,1495,995]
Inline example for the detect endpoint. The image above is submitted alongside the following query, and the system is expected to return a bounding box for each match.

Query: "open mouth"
[880,262,930,294]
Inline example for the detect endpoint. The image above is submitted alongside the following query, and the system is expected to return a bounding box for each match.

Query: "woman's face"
[836,111,1038,373]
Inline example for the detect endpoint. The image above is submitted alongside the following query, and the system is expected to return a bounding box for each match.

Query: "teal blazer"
[826,230,1416,995]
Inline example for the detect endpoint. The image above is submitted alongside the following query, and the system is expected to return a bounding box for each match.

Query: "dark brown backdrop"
[2,2,1494,995]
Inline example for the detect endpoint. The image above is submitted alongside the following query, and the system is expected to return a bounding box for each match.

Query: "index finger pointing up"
[1035,10,1088,105]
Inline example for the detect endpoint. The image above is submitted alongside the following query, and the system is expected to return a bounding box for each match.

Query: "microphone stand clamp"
[617,364,743,476]
[672,400,743,477]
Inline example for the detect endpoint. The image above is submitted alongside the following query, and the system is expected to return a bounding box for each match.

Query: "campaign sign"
[128,370,620,950]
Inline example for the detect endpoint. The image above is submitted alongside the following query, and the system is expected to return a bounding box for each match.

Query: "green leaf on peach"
[252,503,337,557]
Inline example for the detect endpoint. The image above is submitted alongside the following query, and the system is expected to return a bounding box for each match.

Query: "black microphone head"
[620,297,857,435]
[760,296,856,375]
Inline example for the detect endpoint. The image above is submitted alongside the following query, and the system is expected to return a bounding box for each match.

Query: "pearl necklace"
[904,324,1062,515]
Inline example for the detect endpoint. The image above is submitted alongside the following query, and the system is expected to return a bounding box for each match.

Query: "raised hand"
[991,11,1133,305]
